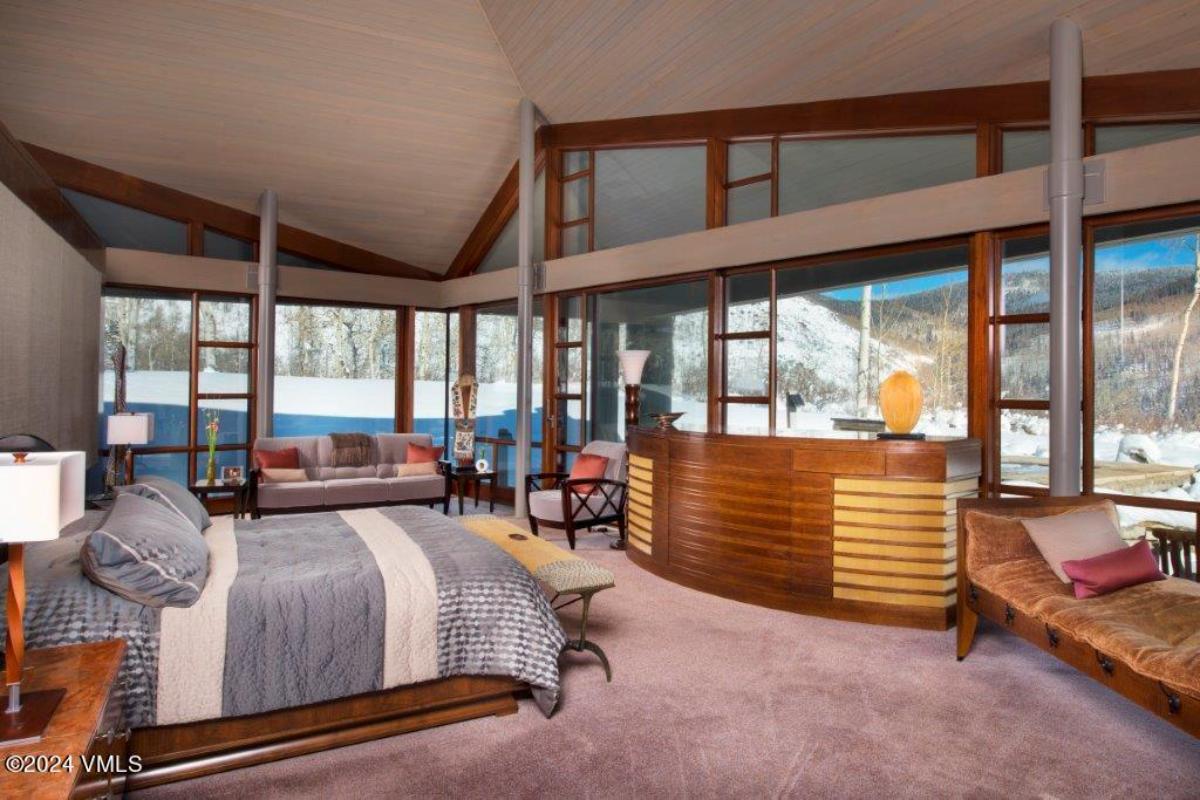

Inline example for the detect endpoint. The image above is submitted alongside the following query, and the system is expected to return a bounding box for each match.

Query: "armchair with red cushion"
[524,441,628,550]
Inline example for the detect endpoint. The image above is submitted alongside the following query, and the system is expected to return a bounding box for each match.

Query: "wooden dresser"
[626,426,981,629]
[0,640,128,799]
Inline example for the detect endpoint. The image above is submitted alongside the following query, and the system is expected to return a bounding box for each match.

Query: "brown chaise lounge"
[957,496,1199,739]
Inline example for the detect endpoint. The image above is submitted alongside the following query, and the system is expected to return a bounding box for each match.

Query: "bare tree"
[856,285,872,415]
[1166,234,1200,425]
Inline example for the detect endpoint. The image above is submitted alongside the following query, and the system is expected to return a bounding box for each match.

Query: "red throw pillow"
[254,447,299,471]
[406,443,443,464]
[568,454,609,494]
[1061,540,1166,599]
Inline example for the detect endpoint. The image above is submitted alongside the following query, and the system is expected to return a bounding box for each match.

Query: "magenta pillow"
[1060,540,1166,599]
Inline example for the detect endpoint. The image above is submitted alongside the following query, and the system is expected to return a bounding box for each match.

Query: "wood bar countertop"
[625,425,982,629]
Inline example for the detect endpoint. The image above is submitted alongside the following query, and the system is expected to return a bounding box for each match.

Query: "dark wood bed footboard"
[956,497,1199,739]
[121,675,523,792]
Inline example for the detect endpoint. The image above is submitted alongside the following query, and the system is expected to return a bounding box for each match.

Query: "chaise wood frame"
[956,496,1199,739]
[119,675,524,792]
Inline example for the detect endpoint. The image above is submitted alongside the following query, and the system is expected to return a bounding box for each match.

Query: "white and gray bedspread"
[2,506,566,727]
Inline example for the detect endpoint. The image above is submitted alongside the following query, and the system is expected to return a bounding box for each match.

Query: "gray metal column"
[1048,19,1083,495]
[514,98,536,517]
[256,189,278,439]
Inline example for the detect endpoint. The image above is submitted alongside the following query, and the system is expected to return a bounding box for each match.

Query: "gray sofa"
[250,433,450,517]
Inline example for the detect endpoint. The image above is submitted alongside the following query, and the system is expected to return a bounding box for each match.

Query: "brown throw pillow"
[395,461,438,478]
[1022,509,1125,583]
[261,467,308,483]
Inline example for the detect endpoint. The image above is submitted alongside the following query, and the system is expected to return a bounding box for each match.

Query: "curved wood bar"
[625,426,982,629]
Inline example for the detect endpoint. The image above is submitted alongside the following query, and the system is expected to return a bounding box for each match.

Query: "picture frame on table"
[221,466,244,484]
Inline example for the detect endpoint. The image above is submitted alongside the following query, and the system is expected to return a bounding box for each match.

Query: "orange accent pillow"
[406,443,443,464]
[568,454,609,494]
[254,447,299,483]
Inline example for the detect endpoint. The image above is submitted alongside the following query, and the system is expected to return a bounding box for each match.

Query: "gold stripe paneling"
[833,476,976,613]
[627,456,653,553]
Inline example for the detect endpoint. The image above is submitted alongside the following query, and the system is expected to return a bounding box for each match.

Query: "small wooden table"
[189,479,250,519]
[447,467,498,515]
[0,640,127,800]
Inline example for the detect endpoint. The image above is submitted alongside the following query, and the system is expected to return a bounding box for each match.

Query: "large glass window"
[273,304,397,436]
[590,280,709,441]
[725,140,775,225]
[413,310,458,447]
[100,289,255,489]
[473,303,544,488]
[559,146,706,255]
[204,229,255,261]
[994,235,1051,491]
[64,189,188,254]
[778,134,975,214]
[1095,123,1200,155]
[1001,129,1050,172]
[1092,214,1200,511]
[478,172,546,272]
[774,246,969,434]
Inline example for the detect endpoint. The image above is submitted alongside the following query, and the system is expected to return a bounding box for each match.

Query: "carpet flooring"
[135,522,1199,800]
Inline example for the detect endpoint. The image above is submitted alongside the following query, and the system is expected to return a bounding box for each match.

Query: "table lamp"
[618,350,651,429]
[0,451,84,745]
[106,412,153,485]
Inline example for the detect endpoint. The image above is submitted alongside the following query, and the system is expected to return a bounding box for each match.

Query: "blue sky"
[824,233,1197,301]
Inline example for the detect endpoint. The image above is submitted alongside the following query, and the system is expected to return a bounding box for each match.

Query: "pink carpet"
[135,526,1199,799]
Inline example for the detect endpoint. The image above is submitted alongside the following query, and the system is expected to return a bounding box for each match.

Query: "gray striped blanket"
[4,506,565,727]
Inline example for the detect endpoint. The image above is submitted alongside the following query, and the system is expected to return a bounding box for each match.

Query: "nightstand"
[0,640,127,799]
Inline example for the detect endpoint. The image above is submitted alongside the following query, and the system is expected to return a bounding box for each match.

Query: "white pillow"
[1022,509,1125,583]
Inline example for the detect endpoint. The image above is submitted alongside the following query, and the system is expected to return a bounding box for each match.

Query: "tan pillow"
[1022,509,1125,583]
[395,461,438,478]
[261,467,308,483]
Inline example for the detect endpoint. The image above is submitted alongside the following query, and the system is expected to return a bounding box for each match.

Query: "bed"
[2,504,566,789]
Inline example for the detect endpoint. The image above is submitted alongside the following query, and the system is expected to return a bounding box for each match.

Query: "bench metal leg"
[560,592,612,682]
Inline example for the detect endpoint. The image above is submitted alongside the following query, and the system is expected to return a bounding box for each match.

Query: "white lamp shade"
[618,350,651,386]
[0,451,85,543]
[107,413,154,445]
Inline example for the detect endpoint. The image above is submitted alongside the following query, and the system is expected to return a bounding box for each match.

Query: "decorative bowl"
[649,411,685,429]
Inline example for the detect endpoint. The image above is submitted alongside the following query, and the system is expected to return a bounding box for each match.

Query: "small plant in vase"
[204,409,220,483]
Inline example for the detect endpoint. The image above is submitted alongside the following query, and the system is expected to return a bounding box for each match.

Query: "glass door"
[551,294,587,472]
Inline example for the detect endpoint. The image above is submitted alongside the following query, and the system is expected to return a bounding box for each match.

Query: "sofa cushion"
[969,557,1074,620]
[1044,576,1200,700]
[315,465,379,481]
[529,488,617,523]
[324,478,389,506]
[81,493,208,608]
[376,433,434,465]
[1023,509,1126,583]
[385,475,445,502]
[257,480,325,509]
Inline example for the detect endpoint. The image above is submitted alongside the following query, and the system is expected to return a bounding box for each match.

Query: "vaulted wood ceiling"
[1,0,1198,274]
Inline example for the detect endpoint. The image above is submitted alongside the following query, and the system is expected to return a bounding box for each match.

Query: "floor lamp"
[0,451,84,745]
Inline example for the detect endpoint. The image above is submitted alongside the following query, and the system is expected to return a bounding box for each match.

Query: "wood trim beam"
[545,68,1200,149]
[23,144,439,281]
[0,120,104,270]
[444,130,546,280]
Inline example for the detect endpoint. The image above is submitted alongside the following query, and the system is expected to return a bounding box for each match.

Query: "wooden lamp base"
[3,541,65,745]
[0,688,65,746]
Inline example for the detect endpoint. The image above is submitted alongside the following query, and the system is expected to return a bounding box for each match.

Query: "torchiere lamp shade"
[618,350,650,386]
[0,451,85,542]
[106,412,153,446]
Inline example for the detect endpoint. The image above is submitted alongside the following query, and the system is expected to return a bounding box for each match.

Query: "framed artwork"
[221,466,244,484]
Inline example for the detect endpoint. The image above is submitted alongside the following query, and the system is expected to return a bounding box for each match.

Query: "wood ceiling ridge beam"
[0,123,104,271]
[22,143,440,282]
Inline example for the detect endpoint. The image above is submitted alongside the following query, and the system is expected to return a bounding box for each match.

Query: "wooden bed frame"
[120,675,524,792]
[956,496,1199,739]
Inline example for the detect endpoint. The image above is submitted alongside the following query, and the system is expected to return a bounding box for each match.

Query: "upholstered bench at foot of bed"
[458,515,617,681]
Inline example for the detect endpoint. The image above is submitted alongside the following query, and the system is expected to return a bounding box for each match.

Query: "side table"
[447,468,498,515]
[188,479,250,519]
